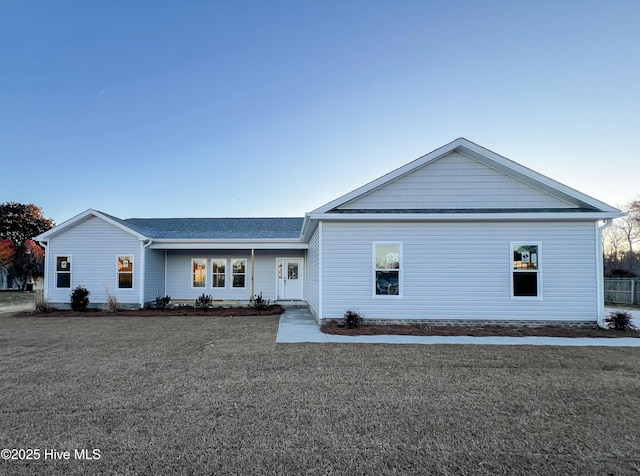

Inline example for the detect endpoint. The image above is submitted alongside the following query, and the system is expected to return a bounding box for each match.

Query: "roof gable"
[312,138,620,215]
[337,150,580,211]
[35,209,148,242]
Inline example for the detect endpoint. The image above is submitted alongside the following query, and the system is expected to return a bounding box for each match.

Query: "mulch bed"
[321,321,640,338]
[13,304,285,318]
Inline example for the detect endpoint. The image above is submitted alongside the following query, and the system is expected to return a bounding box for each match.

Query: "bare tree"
[603,198,640,276]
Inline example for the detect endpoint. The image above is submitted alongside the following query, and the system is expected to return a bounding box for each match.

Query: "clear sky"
[1,0,638,225]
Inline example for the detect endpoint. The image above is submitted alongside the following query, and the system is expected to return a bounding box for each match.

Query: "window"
[118,256,133,289]
[212,259,226,288]
[512,243,541,298]
[56,256,71,288]
[232,259,246,288]
[192,259,207,288]
[374,242,401,297]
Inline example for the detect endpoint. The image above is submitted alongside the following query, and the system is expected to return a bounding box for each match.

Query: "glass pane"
[376,271,399,295]
[287,263,298,280]
[375,244,399,270]
[212,260,225,273]
[57,256,70,272]
[57,273,70,288]
[212,274,225,288]
[118,273,133,288]
[232,260,245,273]
[513,245,538,270]
[233,274,245,288]
[118,256,133,272]
[513,272,538,296]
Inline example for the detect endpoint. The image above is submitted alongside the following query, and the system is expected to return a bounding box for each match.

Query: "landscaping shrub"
[70,285,90,311]
[104,294,120,313]
[155,294,171,310]
[104,286,120,313]
[195,293,213,310]
[604,310,637,331]
[249,292,270,314]
[343,308,363,329]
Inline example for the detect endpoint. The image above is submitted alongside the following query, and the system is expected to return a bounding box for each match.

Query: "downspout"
[596,219,613,329]
[318,221,323,323]
[38,241,48,301]
[140,239,153,308]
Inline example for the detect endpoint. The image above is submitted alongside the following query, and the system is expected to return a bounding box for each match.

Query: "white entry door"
[276,258,304,300]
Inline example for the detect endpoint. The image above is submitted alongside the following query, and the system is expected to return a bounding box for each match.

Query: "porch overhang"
[148,239,308,250]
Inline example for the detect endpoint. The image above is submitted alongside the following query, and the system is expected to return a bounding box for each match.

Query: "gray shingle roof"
[123,217,304,240]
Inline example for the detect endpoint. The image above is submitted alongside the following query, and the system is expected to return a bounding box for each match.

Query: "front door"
[276,258,304,300]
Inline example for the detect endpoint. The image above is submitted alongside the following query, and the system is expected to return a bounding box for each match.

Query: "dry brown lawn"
[0,313,639,475]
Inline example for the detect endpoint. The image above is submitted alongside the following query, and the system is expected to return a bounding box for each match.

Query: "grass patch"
[0,314,639,474]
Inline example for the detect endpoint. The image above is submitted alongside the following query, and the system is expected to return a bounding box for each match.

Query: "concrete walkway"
[276,307,640,346]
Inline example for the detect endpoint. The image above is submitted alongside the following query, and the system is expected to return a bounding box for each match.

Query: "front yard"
[0,290,34,307]
[0,313,639,475]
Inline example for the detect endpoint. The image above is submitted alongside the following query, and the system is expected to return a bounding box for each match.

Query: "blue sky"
[1,0,639,224]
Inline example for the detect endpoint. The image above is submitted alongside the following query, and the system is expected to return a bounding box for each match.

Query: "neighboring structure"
[35,138,622,325]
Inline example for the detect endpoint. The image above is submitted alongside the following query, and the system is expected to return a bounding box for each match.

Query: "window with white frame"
[232,259,246,288]
[56,256,71,288]
[512,243,541,298]
[192,258,207,288]
[117,256,133,289]
[374,242,401,296]
[212,259,226,288]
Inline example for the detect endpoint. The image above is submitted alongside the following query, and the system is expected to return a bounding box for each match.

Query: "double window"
[212,259,226,288]
[232,259,246,288]
[192,258,247,289]
[56,256,71,288]
[374,242,402,297]
[512,243,541,298]
[192,259,207,288]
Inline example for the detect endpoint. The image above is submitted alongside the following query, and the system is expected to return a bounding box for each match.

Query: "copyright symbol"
[1,449,10,460]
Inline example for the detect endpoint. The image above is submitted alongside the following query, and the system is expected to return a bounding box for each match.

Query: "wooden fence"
[604,278,640,305]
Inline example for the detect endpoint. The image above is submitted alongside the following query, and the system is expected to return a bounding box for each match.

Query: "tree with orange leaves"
[0,202,53,289]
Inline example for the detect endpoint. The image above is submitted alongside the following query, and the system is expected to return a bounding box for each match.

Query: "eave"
[307,211,623,222]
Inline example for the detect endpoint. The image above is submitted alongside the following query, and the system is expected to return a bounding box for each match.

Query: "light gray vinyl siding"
[143,249,166,304]
[338,151,576,210]
[320,221,598,322]
[165,249,304,301]
[306,226,320,318]
[45,216,142,305]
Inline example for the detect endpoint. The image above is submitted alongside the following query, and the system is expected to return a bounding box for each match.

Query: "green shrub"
[155,294,171,310]
[195,293,213,310]
[605,310,637,331]
[249,292,270,314]
[343,308,363,329]
[70,285,90,311]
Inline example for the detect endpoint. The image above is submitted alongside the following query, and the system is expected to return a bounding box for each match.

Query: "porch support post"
[251,248,255,298]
